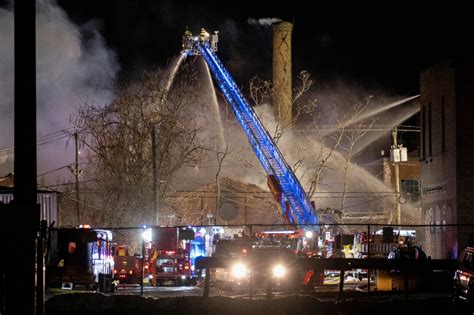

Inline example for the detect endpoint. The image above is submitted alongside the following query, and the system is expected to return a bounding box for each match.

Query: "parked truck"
[47,226,114,291]
[113,244,142,285]
[146,227,198,286]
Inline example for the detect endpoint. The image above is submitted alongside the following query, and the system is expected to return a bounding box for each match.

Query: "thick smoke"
[247,17,282,26]
[117,50,418,222]
[182,76,419,219]
[0,0,119,183]
[0,5,14,166]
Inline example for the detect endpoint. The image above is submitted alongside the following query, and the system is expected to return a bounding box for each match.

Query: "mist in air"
[0,0,119,182]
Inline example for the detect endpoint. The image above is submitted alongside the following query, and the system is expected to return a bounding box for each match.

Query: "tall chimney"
[272,21,293,128]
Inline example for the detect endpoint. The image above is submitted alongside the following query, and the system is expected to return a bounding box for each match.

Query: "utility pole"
[141,231,145,296]
[36,220,47,315]
[2,1,40,314]
[391,128,401,225]
[152,126,158,225]
[74,130,80,225]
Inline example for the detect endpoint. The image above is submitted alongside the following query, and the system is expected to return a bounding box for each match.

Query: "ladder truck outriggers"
[181,28,319,231]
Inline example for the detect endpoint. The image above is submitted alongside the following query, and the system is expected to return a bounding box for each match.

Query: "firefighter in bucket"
[199,28,210,42]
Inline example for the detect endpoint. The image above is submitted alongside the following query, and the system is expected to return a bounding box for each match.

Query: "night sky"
[1,0,473,182]
[57,0,473,95]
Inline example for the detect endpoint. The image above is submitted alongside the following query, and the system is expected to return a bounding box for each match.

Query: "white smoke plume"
[0,0,119,183]
[247,17,282,26]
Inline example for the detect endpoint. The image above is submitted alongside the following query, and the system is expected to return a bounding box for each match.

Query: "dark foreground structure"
[46,293,472,315]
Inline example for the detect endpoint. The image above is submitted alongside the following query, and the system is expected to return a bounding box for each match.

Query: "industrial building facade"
[420,59,474,258]
[166,177,281,226]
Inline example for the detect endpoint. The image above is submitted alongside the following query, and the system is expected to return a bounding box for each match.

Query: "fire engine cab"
[146,227,197,286]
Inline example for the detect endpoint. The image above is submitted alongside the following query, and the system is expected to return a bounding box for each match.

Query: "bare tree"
[247,72,381,224]
[250,71,317,142]
[213,101,233,224]
[334,96,375,213]
[304,105,346,200]
[71,63,206,230]
[248,71,341,200]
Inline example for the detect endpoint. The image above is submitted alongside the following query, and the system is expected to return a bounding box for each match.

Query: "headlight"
[231,263,247,279]
[272,264,286,278]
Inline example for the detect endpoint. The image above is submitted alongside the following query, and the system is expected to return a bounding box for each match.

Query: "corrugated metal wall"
[0,192,57,226]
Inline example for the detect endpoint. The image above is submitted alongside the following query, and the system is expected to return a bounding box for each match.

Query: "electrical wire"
[41,179,97,189]
[0,127,73,153]
[37,165,72,177]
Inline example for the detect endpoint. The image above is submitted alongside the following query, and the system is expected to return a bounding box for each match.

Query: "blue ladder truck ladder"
[182,32,318,228]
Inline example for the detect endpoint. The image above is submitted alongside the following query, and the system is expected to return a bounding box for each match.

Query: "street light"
[142,227,152,243]
[140,224,151,295]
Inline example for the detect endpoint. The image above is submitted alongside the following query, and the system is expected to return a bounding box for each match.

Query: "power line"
[65,195,107,214]
[335,193,395,211]
[291,124,421,133]
[41,179,97,189]
[0,127,72,152]
[36,134,69,147]
[292,128,421,133]
[37,165,71,177]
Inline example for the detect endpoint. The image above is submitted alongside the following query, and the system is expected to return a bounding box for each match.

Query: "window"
[464,252,473,270]
[421,105,425,159]
[119,247,127,256]
[401,179,420,200]
[67,242,77,254]
[428,102,432,157]
[441,96,446,153]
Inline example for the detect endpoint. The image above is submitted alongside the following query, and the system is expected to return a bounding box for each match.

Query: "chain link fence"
[44,223,474,299]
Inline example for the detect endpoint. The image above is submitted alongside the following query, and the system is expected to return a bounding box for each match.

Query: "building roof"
[174,177,270,196]
[0,173,13,187]
[0,173,59,194]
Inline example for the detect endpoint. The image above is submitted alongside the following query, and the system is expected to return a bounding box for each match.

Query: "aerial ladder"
[181,29,318,228]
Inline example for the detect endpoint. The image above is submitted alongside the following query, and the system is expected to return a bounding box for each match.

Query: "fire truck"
[181,28,319,230]
[113,244,142,285]
[47,226,114,291]
[256,229,324,289]
[146,227,198,286]
[181,29,335,292]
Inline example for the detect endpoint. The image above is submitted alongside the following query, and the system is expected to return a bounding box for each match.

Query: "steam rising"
[0,2,419,223]
[248,18,282,26]
[0,0,119,181]
[175,76,420,222]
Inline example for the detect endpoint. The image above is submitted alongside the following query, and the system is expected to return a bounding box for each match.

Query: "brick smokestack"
[272,21,293,128]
